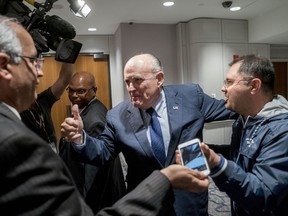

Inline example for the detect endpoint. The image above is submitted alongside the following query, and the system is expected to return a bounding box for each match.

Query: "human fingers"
[200,142,221,169]
[160,165,209,192]
[72,104,80,120]
[60,117,78,139]
[175,149,182,165]
[175,167,209,192]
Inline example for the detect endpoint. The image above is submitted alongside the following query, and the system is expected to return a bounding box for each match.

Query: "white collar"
[1,102,21,120]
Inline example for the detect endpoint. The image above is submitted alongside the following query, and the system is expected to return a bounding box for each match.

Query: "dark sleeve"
[37,87,58,109]
[196,84,238,121]
[96,170,174,216]
[0,133,93,216]
[86,121,105,138]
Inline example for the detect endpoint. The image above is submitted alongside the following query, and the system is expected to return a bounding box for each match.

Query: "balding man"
[61,53,236,215]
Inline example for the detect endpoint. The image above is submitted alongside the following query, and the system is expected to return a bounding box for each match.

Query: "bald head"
[67,71,97,109]
[71,71,96,87]
[124,54,163,74]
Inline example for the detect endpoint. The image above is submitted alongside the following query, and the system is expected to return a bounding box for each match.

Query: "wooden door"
[272,62,287,98]
[38,55,111,144]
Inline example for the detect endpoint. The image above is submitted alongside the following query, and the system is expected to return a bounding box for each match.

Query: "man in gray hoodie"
[201,54,288,216]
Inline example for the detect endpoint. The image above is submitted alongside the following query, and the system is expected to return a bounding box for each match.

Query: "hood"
[257,95,288,118]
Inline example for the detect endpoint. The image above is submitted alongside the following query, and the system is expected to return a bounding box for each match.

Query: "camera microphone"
[45,15,76,39]
[25,0,76,39]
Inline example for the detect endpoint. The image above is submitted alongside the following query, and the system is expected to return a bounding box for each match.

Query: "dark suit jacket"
[59,98,126,213]
[0,102,93,216]
[0,102,175,216]
[70,84,236,215]
[97,170,175,216]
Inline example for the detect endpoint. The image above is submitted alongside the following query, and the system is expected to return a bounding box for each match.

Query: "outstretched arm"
[97,165,209,216]
[51,63,74,99]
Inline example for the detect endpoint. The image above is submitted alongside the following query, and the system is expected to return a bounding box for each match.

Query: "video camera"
[0,0,82,63]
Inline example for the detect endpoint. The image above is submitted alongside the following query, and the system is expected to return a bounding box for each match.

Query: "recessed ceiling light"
[88,28,97,31]
[230,6,241,11]
[163,1,175,7]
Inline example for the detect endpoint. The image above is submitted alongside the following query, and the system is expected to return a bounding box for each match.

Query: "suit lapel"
[125,87,184,167]
[126,105,156,159]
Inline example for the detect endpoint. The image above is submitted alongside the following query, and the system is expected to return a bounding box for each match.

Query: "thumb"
[72,104,80,120]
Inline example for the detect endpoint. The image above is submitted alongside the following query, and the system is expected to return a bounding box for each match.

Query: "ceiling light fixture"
[163,1,175,7]
[230,6,241,11]
[68,0,91,17]
[88,27,97,32]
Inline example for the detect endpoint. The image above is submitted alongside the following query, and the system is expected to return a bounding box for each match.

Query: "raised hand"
[200,143,221,170]
[61,104,84,144]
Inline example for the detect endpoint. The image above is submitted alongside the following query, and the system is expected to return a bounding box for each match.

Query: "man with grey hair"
[0,16,209,215]
[61,53,236,215]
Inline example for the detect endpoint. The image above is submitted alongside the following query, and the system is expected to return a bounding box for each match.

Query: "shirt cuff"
[71,130,86,151]
[209,154,227,178]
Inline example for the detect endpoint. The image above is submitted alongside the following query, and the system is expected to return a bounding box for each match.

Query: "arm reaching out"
[160,164,209,192]
[51,63,74,99]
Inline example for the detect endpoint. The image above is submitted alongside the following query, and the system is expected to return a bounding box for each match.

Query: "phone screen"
[180,141,208,171]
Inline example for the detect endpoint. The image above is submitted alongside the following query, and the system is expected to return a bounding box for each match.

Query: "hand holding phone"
[178,138,210,176]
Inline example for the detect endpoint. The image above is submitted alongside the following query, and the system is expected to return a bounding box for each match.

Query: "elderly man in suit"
[0,15,209,215]
[61,53,236,215]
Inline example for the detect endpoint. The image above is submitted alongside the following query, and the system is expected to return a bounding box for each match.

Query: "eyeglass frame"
[66,87,95,96]
[223,77,253,89]
[18,55,45,71]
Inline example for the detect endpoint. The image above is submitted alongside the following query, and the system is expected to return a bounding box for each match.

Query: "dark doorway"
[272,62,287,98]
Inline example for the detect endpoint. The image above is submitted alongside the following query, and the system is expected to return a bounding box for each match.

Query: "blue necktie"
[147,108,166,166]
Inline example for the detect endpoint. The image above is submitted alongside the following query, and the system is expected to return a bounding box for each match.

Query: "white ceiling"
[25,0,288,44]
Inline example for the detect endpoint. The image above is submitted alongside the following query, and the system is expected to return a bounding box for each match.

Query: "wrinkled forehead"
[124,59,153,77]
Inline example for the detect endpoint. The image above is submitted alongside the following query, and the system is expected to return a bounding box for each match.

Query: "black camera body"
[0,0,82,63]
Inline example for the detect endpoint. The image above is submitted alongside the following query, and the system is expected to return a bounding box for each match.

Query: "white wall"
[249,3,288,44]
[74,18,288,108]
[75,23,179,107]
[119,23,179,87]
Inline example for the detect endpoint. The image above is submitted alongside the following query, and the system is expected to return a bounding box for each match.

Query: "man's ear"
[0,53,13,80]
[156,71,164,86]
[250,78,261,94]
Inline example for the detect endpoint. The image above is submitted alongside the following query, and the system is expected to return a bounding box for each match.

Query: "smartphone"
[178,138,210,175]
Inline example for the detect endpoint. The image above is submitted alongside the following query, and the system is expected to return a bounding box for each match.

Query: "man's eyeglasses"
[66,87,95,96]
[223,77,253,89]
[19,55,44,71]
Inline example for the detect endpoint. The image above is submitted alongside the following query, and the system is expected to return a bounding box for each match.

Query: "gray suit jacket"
[0,102,93,216]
